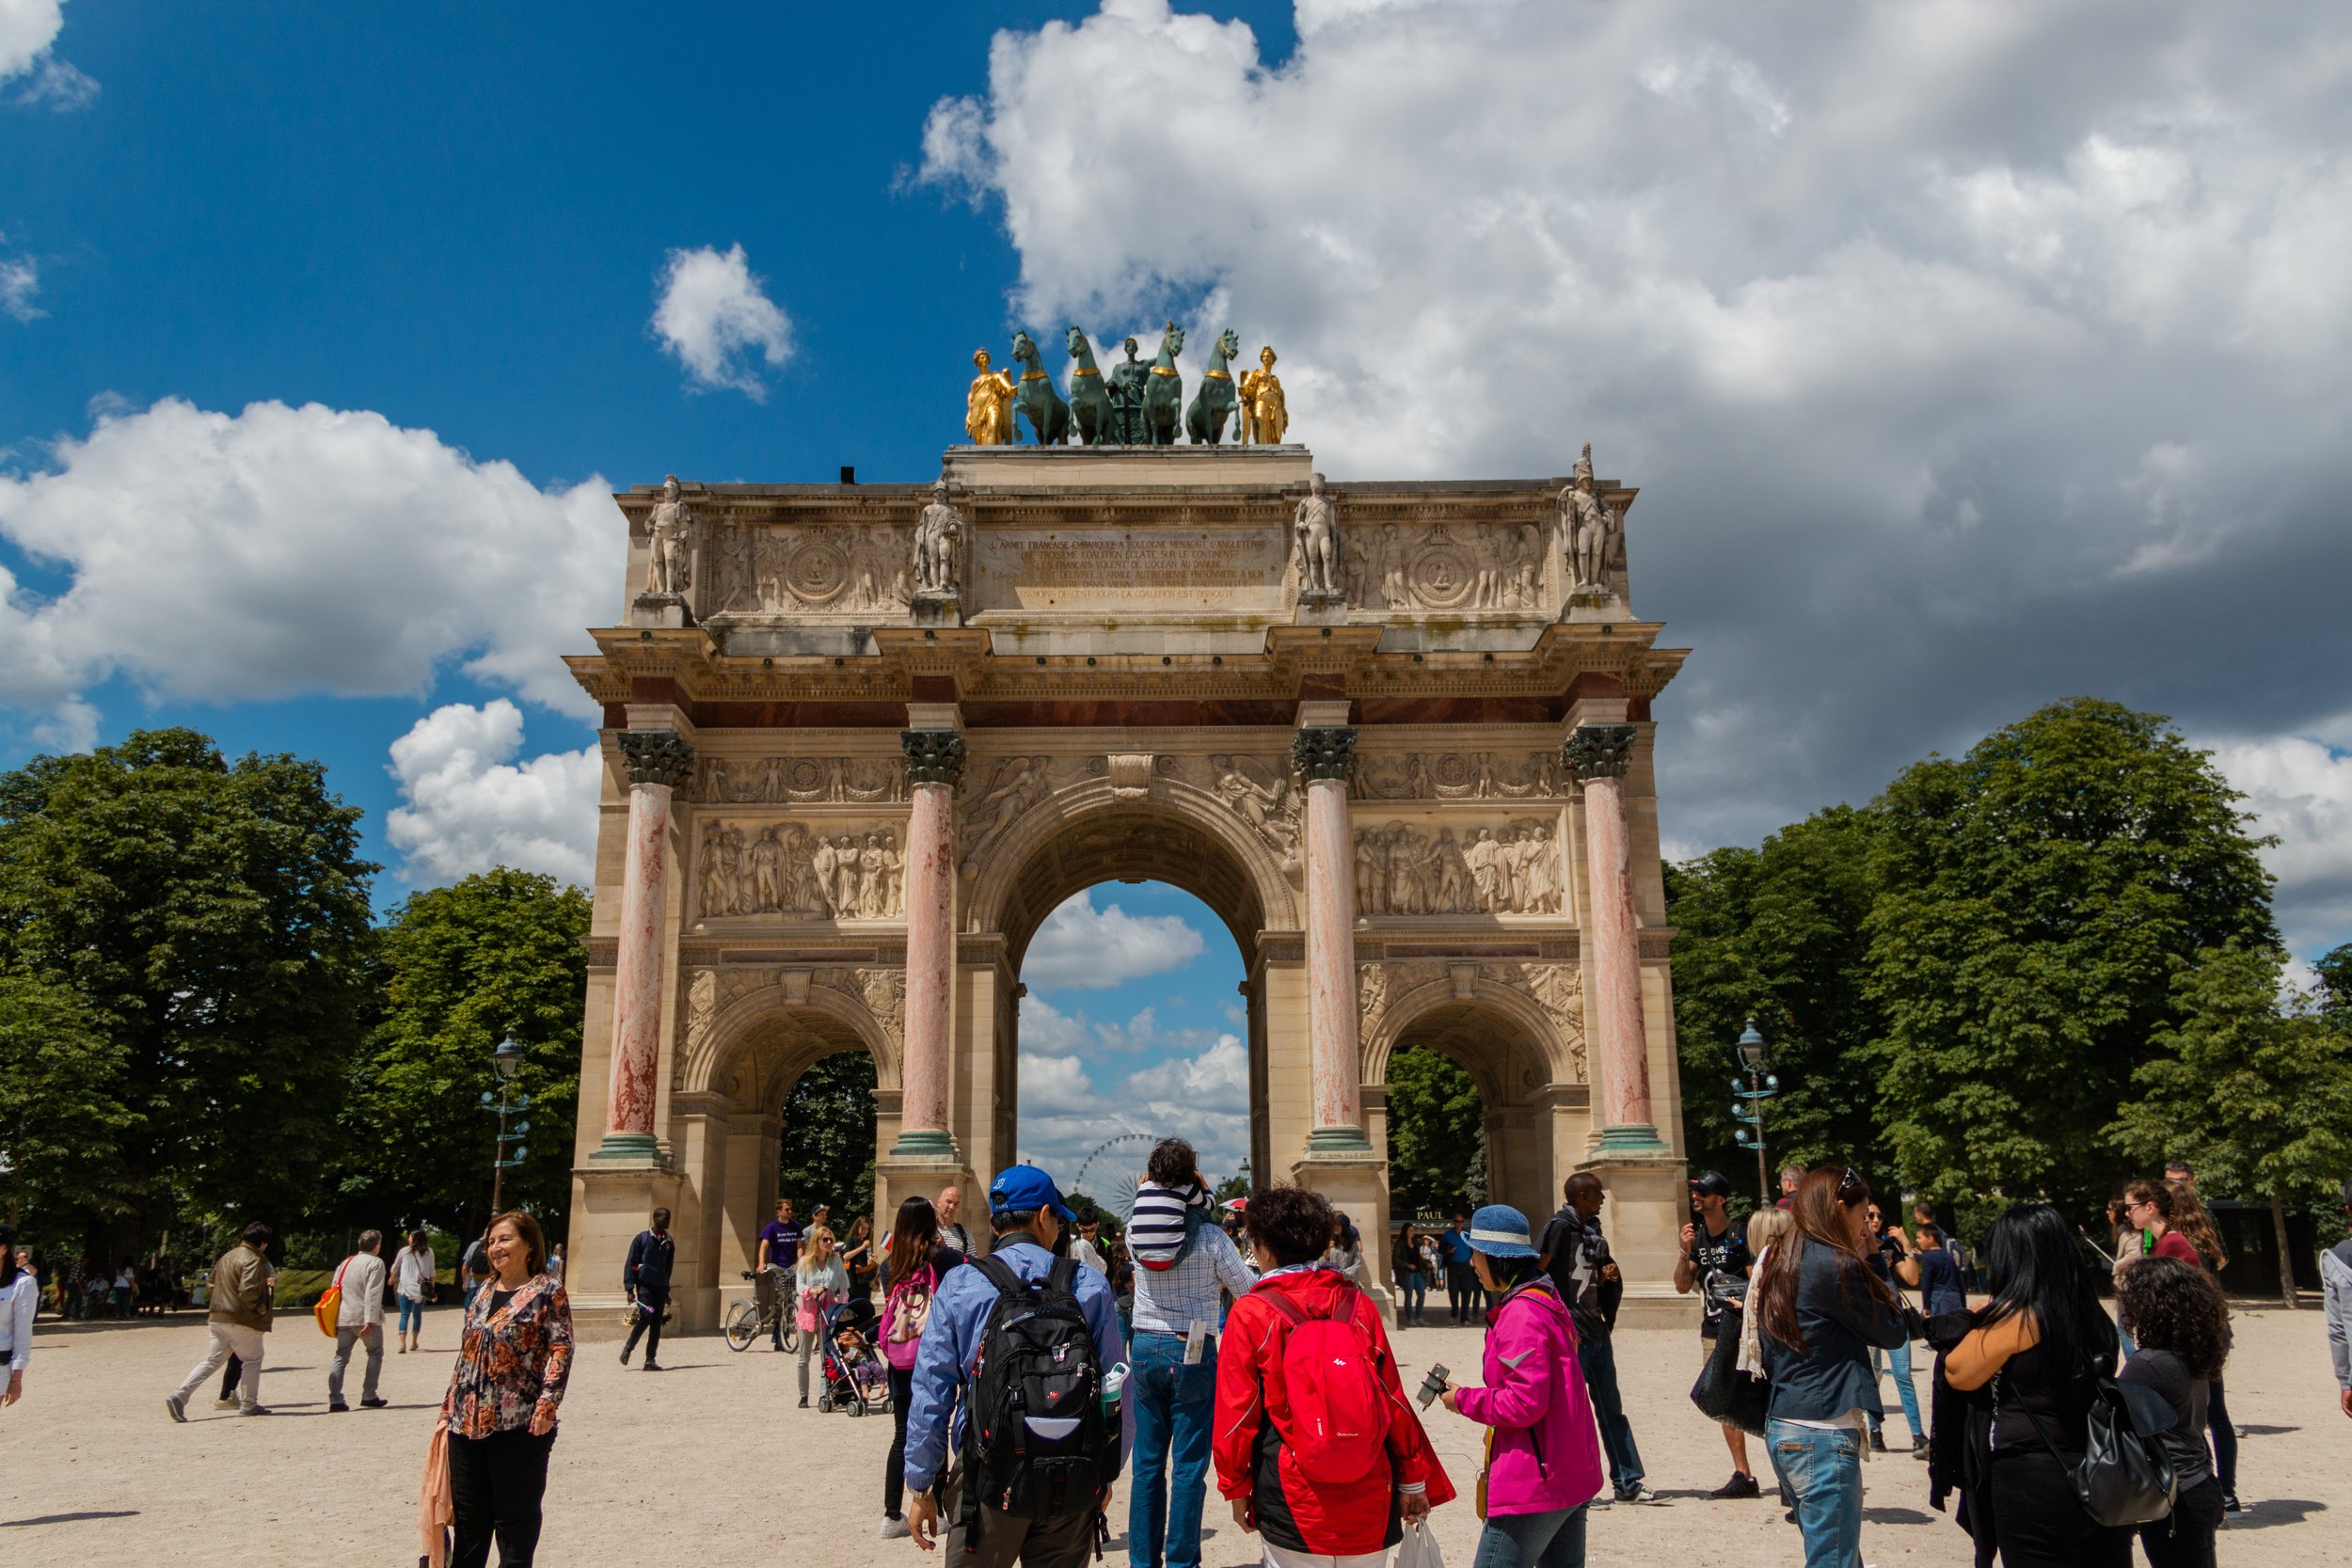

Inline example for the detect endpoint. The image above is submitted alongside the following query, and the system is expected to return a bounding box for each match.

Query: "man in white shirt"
[327,1229,389,1412]
[1071,1220,1108,1276]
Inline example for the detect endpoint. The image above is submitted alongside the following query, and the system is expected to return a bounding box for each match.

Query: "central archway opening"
[1012,881,1252,1224]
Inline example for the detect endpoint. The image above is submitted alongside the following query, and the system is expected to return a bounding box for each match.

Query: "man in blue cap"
[903,1164,1128,1566]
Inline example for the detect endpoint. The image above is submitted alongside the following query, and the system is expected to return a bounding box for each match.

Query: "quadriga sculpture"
[1065,326,1114,446]
[1185,328,1242,446]
[1009,330,1070,446]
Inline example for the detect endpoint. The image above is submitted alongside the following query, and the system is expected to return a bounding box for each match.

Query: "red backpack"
[1261,1284,1391,1483]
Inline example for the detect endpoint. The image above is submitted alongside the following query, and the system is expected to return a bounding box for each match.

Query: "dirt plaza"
[6,1304,2340,1566]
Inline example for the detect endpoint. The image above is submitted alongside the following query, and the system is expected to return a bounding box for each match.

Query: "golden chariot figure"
[964,348,1018,445]
[1239,345,1288,444]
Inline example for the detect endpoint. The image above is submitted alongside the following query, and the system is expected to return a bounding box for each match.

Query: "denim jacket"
[1760,1241,1907,1420]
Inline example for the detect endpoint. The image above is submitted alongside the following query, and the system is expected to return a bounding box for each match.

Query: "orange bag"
[313,1258,352,1338]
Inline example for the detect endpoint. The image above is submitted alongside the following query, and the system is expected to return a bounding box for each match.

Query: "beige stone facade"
[565,444,1692,1331]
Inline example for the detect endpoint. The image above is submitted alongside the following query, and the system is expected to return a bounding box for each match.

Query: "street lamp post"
[1730,1019,1779,1206]
[484,1031,532,1214]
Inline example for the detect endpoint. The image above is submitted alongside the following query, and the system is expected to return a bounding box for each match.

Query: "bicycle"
[724,1267,799,1353]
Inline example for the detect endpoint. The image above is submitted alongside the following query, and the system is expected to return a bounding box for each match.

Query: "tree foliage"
[0,730,375,1249]
[335,869,589,1240]
[777,1050,877,1223]
[1665,805,1887,1191]
[1866,700,2275,1211]
[2112,942,2352,1211]
[1386,1044,1485,1215]
[0,972,134,1226]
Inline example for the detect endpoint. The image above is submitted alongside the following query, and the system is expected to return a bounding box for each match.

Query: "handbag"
[314,1257,353,1338]
[796,1284,827,1334]
[1689,1303,1771,1435]
[2014,1374,2176,1527]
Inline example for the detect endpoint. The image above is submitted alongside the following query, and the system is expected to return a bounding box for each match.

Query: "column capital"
[901,729,969,787]
[1292,725,1359,784]
[616,729,695,789]
[1562,723,1637,782]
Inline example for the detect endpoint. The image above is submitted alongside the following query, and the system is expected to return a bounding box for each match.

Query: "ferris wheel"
[1070,1132,1153,1221]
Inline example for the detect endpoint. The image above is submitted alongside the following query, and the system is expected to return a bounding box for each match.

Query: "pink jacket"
[1451,1281,1604,1517]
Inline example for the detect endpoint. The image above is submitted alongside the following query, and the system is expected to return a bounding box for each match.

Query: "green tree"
[1667,805,1888,1196]
[1867,700,2276,1212]
[1386,1045,1484,1217]
[2112,941,2352,1304]
[0,972,134,1234]
[336,868,589,1239]
[2314,941,2352,1029]
[0,730,375,1249]
[777,1051,877,1224]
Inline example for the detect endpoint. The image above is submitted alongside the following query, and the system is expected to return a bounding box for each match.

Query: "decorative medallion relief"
[1343,520,1549,612]
[705,523,914,617]
[1352,751,1564,801]
[1353,818,1565,916]
[696,819,906,920]
[694,755,907,805]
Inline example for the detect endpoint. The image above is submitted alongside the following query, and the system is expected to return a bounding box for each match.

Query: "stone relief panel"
[1356,958,1586,1085]
[1353,818,1564,915]
[959,754,1088,877]
[1351,751,1564,801]
[1199,754,1302,867]
[693,754,908,804]
[1484,961,1587,1083]
[1343,520,1549,612]
[674,963,906,1092]
[696,819,906,920]
[704,523,914,618]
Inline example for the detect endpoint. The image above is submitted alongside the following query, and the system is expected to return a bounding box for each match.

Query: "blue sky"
[3,1,2349,1165]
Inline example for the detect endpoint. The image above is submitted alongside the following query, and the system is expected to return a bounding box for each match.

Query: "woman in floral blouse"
[442,1209,571,1568]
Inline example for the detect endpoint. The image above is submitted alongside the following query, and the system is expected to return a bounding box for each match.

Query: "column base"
[1577,1147,1688,1300]
[1289,1148,1394,1325]
[1304,1124,1374,1154]
[1595,1123,1669,1152]
[589,1132,664,1164]
[875,1154,977,1253]
[887,1128,960,1159]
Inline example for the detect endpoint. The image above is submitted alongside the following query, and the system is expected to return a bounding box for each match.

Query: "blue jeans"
[1576,1336,1645,1494]
[397,1297,426,1335]
[1868,1338,1923,1439]
[1127,1331,1216,1568]
[1767,1419,1864,1568]
[1399,1272,1427,1322]
[1470,1503,1587,1568]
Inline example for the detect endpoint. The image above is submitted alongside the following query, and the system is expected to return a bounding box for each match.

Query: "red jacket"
[1213,1267,1455,1557]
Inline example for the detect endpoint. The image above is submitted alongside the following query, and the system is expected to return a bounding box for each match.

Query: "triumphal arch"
[565,434,1692,1331]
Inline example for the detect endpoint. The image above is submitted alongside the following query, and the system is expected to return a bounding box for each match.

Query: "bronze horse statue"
[1185,328,1242,445]
[1009,330,1070,445]
[1141,321,1186,446]
[1065,326,1114,446]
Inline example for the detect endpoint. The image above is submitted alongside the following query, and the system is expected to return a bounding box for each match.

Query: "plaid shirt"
[1129,1221,1258,1337]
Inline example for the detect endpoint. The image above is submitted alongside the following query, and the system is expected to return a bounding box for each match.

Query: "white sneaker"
[879,1517,911,1540]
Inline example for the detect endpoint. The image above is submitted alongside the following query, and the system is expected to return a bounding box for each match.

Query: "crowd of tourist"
[0,1138,2334,1568]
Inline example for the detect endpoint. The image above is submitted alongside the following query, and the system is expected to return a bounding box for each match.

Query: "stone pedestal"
[567,1161,683,1339]
[1294,591,1348,626]
[1565,724,1664,1150]
[593,730,694,1163]
[894,728,966,1158]
[1577,1149,1696,1327]
[875,1156,979,1255]
[1564,590,1629,624]
[911,590,963,628]
[1291,1148,1395,1323]
[1295,723,1369,1153]
[629,593,694,629]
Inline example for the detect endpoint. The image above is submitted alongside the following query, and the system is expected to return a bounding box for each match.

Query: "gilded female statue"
[964,349,1017,445]
[1239,345,1288,444]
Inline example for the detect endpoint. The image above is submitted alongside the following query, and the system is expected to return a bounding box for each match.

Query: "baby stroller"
[817,1297,890,1416]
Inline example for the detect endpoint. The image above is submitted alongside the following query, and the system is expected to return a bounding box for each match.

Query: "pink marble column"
[892,730,966,1157]
[594,730,693,1161]
[1565,724,1662,1148]
[1295,726,1370,1151]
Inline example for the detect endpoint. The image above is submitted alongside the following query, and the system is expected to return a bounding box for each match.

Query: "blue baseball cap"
[1467,1204,1539,1259]
[988,1164,1077,1225]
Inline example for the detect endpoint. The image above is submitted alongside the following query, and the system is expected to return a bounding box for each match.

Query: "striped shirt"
[1129,1180,1209,1265]
[1130,1219,1259,1338]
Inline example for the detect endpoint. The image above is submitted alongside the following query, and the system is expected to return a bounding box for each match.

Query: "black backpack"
[959,1256,1115,1543]
[2014,1374,2177,1528]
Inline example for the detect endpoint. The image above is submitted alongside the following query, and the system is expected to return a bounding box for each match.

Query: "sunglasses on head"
[1837,1167,1867,1202]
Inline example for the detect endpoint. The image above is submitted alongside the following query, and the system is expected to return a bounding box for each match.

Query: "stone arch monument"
[565,442,1691,1331]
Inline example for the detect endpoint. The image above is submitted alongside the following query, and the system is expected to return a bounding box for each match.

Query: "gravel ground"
[6,1303,2340,1564]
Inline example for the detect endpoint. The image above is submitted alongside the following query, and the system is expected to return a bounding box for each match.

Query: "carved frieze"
[1343,519,1549,612]
[693,754,907,804]
[1353,818,1564,916]
[1351,751,1564,801]
[697,819,905,920]
[706,522,914,617]
[960,754,1080,876]
[1485,960,1588,1082]
[1203,754,1302,866]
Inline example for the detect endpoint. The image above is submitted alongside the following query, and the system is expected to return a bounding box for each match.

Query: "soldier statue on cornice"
[644,474,694,598]
[1562,443,1622,596]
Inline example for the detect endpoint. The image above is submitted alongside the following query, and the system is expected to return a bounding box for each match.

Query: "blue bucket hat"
[988,1164,1077,1225]
[1467,1203,1538,1259]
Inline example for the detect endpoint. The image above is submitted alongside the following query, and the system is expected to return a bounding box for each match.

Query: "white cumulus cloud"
[2207,724,2352,959]
[0,398,622,733]
[1016,1034,1253,1196]
[0,0,64,83]
[385,700,601,887]
[919,0,2352,956]
[15,55,95,109]
[650,243,794,400]
[0,252,38,322]
[1022,889,1207,991]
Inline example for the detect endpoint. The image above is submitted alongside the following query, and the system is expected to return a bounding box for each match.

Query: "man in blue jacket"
[903,1165,1126,1566]
[620,1207,675,1371]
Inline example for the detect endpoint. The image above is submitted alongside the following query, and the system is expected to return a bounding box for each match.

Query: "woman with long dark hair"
[2118,1256,2228,1567]
[877,1196,960,1541]
[1754,1167,1909,1568]
[1944,1202,2128,1567]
